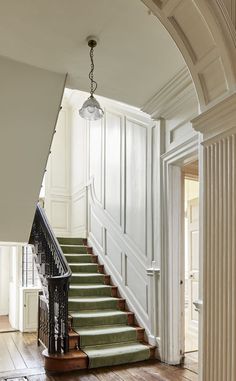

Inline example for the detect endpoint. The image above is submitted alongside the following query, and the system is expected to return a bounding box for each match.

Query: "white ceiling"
[0,0,185,107]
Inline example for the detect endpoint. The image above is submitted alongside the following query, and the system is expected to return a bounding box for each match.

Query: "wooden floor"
[184,352,198,374]
[0,332,198,381]
[0,316,17,333]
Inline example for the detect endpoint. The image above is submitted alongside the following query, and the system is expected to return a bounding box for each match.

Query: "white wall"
[86,103,155,337]
[8,246,21,329]
[0,55,66,243]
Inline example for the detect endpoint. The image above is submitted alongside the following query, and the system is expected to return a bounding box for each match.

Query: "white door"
[23,289,39,332]
[185,197,199,352]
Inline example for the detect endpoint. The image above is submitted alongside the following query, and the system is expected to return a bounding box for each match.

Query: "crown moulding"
[141,66,196,119]
[191,92,236,142]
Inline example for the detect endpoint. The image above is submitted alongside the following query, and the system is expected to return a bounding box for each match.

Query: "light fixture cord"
[89,46,98,96]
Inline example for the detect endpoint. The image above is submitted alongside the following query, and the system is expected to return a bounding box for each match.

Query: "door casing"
[160,134,202,366]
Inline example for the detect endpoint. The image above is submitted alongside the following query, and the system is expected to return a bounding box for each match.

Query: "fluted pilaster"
[192,93,236,381]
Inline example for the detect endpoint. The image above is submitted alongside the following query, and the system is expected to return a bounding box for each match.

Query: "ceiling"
[0,0,185,108]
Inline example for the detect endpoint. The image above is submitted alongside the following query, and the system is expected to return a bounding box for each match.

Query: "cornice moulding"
[191,92,236,141]
[141,66,195,119]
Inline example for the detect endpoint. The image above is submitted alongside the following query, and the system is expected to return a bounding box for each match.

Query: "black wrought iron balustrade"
[29,204,71,354]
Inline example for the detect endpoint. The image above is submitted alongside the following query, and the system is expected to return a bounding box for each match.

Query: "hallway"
[0,332,198,380]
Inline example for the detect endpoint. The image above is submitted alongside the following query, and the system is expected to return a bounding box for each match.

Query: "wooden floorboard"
[3,332,27,370]
[0,334,15,372]
[0,316,16,333]
[0,332,198,381]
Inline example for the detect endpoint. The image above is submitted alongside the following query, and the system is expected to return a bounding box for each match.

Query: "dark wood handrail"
[29,203,71,354]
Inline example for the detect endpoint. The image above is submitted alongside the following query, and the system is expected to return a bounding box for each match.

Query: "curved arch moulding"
[142,0,236,112]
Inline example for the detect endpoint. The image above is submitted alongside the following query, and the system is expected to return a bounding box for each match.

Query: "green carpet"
[58,237,151,369]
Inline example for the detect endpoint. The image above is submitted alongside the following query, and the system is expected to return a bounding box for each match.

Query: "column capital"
[191,93,236,143]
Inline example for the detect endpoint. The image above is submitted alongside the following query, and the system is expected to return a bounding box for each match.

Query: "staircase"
[44,237,155,371]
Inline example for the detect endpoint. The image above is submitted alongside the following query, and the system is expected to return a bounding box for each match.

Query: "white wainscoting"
[104,111,123,227]
[45,106,71,237]
[70,109,88,238]
[89,119,103,205]
[125,118,147,254]
[87,105,155,341]
[71,189,87,238]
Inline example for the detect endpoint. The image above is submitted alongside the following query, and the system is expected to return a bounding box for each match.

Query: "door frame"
[160,134,201,365]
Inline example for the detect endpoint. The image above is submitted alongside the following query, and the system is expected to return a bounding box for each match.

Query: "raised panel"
[106,231,122,276]
[71,111,87,192]
[72,193,86,231]
[89,119,103,203]
[169,0,215,63]
[50,110,69,191]
[105,112,122,225]
[170,121,191,141]
[51,200,69,230]
[199,58,228,104]
[90,211,103,248]
[125,255,148,312]
[125,119,147,253]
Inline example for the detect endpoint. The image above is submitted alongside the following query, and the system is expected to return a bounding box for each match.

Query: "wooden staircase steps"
[43,237,156,372]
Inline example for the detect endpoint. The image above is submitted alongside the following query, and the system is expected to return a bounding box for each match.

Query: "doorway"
[0,246,11,332]
[182,160,199,372]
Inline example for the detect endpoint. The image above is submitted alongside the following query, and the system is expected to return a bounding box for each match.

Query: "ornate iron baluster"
[29,204,71,354]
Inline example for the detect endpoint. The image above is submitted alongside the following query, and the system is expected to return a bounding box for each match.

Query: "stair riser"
[87,347,150,369]
[43,349,88,372]
[68,300,120,311]
[66,255,93,264]
[57,237,85,245]
[69,288,112,297]
[70,275,105,284]
[79,330,137,347]
[61,246,88,254]
[70,264,98,273]
[72,314,128,327]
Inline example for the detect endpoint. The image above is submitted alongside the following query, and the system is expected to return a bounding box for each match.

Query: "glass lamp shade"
[79,95,104,121]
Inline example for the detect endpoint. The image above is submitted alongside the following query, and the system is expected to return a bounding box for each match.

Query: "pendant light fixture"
[79,37,104,121]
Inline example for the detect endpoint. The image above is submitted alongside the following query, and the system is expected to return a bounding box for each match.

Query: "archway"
[141,2,236,381]
[141,0,236,112]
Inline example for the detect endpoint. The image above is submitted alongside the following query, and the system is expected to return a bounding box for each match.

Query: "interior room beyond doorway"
[182,160,199,373]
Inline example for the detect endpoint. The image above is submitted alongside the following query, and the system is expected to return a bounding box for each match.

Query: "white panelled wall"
[87,105,155,343]
[45,74,200,362]
[45,99,71,236]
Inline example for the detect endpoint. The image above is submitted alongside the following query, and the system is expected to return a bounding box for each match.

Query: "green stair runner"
[58,237,151,369]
